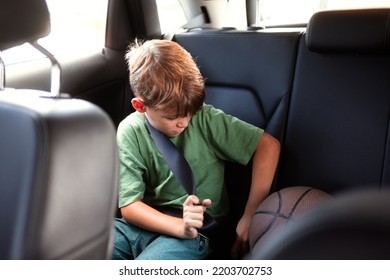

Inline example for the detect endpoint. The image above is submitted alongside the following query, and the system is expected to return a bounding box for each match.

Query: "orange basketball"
[249,186,331,251]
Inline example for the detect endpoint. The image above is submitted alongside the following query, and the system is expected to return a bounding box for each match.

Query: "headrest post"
[31,41,61,98]
[0,53,5,90]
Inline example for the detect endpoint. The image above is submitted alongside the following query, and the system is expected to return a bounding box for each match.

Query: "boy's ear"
[131,98,146,113]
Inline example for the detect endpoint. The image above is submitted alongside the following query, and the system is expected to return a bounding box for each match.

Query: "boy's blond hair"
[126,39,205,116]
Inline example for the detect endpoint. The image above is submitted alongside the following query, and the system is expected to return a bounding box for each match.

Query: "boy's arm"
[231,132,281,259]
[120,195,211,239]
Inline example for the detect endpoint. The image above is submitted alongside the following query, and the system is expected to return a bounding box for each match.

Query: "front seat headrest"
[0,0,51,51]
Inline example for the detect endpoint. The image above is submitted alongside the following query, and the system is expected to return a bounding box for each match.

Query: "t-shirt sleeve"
[116,120,147,208]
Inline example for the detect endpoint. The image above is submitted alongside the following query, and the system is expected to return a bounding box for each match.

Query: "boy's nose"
[177,117,190,128]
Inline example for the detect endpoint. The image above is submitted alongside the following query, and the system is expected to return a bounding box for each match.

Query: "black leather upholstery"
[0,92,119,259]
[306,9,390,54]
[277,9,390,194]
[253,9,390,259]
[175,31,301,140]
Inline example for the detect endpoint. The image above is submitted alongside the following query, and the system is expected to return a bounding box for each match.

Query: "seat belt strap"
[146,117,196,195]
[145,117,217,231]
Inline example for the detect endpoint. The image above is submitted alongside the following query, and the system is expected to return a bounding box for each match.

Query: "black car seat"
[277,8,390,193]
[250,8,390,260]
[0,0,119,259]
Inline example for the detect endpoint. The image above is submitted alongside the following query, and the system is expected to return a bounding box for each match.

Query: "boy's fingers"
[201,198,212,207]
[200,199,212,212]
[184,196,212,207]
[185,227,198,239]
[183,196,212,216]
[184,195,199,206]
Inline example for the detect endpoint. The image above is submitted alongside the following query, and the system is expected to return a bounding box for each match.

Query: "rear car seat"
[177,8,390,259]
[276,8,390,194]
[175,30,301,258]
[252,8,390,259]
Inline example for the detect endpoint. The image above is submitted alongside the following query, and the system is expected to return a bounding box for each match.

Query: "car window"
[1,0,108,65]
[259,0,390,26]
[156,0,247,32]
[156,0,187,35]
[156,0,390,31]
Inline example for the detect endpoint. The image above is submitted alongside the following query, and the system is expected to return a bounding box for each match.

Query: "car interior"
[1,0,390,260]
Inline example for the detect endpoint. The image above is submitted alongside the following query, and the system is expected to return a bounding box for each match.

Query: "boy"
[112,39,280,260]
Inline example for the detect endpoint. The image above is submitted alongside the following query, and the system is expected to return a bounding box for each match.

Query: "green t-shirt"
[117,104,263,218]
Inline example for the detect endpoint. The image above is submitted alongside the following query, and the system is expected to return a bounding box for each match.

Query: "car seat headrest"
[306,9,390,54]
[0,0,51,51]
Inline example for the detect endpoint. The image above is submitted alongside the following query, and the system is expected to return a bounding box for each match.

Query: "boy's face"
[145,107,192,138]
[131,97,192,138]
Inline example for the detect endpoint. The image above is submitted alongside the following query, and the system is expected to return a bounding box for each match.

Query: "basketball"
[248,186,331,252]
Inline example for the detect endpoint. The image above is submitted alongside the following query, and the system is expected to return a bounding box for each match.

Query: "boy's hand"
[182,195,211,239]
[231,214,251,259]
